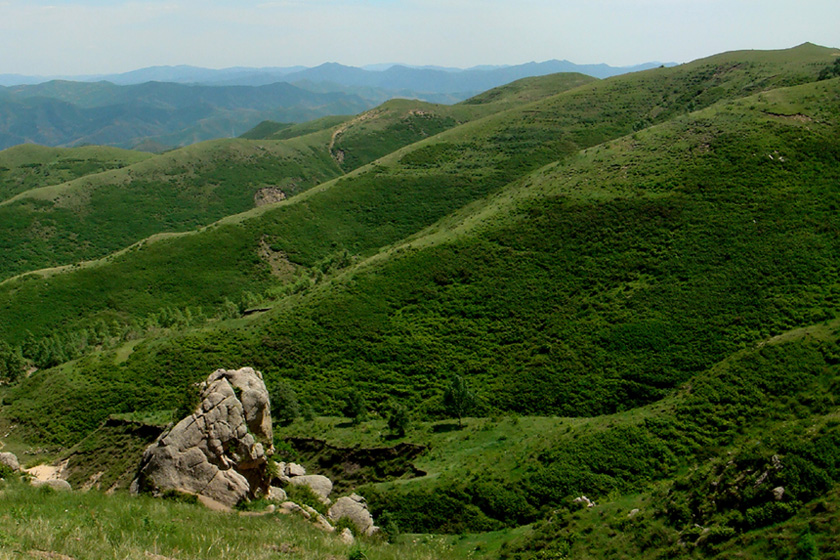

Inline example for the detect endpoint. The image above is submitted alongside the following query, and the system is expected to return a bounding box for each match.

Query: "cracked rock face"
[132,367,274,507]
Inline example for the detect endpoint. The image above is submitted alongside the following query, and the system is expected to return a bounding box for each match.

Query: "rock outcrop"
[328,493,378,536]
[0,452,20,472]
[132,367,274,508]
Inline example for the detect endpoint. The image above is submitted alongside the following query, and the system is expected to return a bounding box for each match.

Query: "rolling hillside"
[0,80,374,151]
[0,43,839,560]
[0,73,593,282]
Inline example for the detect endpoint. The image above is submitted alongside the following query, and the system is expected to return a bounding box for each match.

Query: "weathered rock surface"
[0,452,20,472]
[132,367,274,508]
[286,462,306,477]
[288,474,333,504]
[339,527,355,545]
[279,501,310,519]
[32,479,72,491]
[328,493,378,536]
[268,485,288,502]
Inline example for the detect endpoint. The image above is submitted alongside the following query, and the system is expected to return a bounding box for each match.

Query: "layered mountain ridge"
[0,43,839,559]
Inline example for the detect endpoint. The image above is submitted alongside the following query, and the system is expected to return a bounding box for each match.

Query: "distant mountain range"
[0,59,674,151]
[0,59,672,88]
[0,81,373,151]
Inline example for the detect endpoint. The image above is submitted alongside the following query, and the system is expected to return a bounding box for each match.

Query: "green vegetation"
[443,376,477,428]
[0,479,453,560]
[0,144,152,201]
[0,44,839,559]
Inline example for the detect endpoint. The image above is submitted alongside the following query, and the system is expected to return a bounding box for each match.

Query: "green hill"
[0,144,152,202]
[0,75,598,283]
[0,44,839,560]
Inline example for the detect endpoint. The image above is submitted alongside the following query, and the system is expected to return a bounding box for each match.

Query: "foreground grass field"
[0,480,456,560]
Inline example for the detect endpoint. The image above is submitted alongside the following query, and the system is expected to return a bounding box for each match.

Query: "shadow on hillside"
[432,422,461,433]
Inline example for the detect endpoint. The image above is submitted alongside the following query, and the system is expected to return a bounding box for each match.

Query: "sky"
[1,0,839,76]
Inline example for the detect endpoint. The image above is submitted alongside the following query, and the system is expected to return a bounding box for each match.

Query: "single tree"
[443,375,476,428]
[342,389,367,425]
[270,379,300,427]
[387,403,410,437]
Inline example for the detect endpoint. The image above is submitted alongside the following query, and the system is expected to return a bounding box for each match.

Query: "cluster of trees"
[818,58,840,80]
[0,341,24,383]
[268,375,478,435]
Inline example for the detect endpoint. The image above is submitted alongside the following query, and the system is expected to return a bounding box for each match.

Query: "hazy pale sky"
[2,0,838,75]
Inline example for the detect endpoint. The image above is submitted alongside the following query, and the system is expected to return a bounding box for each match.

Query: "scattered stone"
[132,367,274,509]
[312,512,335,533]
[772,486,785,501]
[286,463,306,477]
[0,452,20,472]
[572,495,595,508]
[339,527,354,545]
[279,501,310,519]
[288,474,333,504]
[268,485,288,502]
[328,493,378,536]
[32,479,72,491]
[628,508,640,518]
[254,186,287,207]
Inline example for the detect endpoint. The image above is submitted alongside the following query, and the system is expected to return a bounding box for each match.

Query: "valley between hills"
[0,43,839,559]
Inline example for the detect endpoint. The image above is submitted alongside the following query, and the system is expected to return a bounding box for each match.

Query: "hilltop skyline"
[2,0,838,75]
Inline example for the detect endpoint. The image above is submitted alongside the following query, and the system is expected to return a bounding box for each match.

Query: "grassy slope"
[0,46,838,560]
[0,144,152,202]
[271,319,840,559]
[0,135,345,281]
[239,77,840,414]
[0,72,596,343]
[0,478,452,560]
[0,73,583,283]
[0,54,836,444]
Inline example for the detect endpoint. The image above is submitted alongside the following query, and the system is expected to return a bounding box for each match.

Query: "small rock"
[628,508,640,518]
[285,463,306,477]
[288,475,333,504]
[268,486,288,502]
[572,495,594,508]
[280,501,310,519]
[0,452,20,472]
[32,479,72,491]
[339,527,354,545]
[328,493,378,536]
[772,486,785,501]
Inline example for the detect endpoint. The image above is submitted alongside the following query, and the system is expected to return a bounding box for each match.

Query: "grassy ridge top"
[0,144,152,202]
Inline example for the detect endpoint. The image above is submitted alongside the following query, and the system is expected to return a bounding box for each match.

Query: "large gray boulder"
[132,367,274,508]
[328,493,378,536]
[0,452,20,472]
